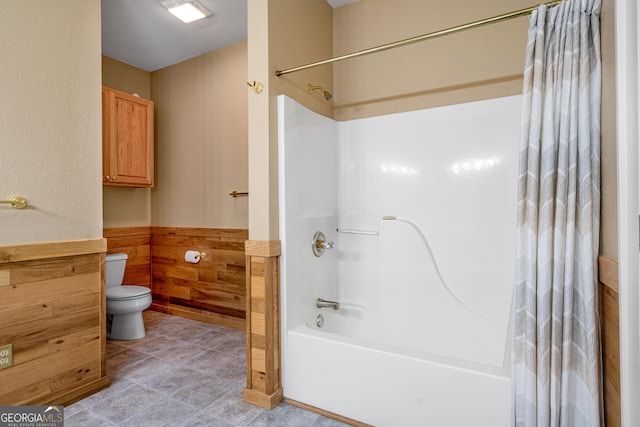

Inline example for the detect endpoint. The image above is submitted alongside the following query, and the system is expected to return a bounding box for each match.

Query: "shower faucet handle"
[312,231,333,257]
[317,239,334,249]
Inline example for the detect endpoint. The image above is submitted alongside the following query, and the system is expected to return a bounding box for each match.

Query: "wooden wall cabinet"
[102,87,154,187]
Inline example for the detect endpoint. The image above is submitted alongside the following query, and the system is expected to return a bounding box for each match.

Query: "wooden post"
[244,240,282,409]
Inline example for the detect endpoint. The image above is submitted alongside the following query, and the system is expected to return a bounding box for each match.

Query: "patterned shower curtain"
[511,0,602,426]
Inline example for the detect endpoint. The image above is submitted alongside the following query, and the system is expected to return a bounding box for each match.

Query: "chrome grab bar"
[336,228,379,235]
[316,298,340,310]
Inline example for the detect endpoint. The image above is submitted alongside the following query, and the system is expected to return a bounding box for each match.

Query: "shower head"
[307,83,333,101]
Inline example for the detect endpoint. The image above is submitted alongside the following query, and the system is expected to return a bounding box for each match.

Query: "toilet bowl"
[106,253,152,340]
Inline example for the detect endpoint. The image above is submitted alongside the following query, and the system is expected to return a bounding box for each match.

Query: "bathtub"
[278,94,521,426]
[281,220,513,426]
[285,313,510,427]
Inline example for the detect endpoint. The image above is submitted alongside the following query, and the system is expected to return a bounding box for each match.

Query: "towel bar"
[229,191,248,198]
[0,196,27,209]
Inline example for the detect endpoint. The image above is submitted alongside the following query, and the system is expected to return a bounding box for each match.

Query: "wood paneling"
[151,227,248,330]
[104,227,151,288]
[0,240,109,406]
[103,226,248,329]
[0,239,106,264]
[599,256,619,292]
[244,240,283,409]
[599,256,620,427]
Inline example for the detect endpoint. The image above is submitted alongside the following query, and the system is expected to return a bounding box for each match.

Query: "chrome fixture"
[316,298,340,310]
[336,228,379,235]
[307,84,333,101]
[312,231,334,257]
[316,314,324,328]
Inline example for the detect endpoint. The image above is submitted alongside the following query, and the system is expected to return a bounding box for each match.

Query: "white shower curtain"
[511,0,602,426]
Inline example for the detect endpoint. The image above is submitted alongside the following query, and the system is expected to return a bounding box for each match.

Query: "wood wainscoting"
[104,227,151,288]
[151,227,249,330]
[0,239,109,406]
[103,227,248,330]
[599,256,620,427]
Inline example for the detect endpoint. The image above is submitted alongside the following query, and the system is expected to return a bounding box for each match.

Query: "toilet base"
[107,312,146,340]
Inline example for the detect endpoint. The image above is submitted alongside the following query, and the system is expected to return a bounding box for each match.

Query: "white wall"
[615,0,640,424]
[336,96,520,322]
[278,94,519,424]
[279,95,521,367]
[0,1,103,245]
[278,95,338,333]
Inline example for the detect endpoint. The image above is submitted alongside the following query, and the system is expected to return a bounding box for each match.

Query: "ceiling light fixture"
[161,0,212,23]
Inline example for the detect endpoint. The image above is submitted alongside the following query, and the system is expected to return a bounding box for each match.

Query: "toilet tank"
[105,253,128,288]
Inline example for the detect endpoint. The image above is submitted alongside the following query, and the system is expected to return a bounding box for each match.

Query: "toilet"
[105,253,152,340]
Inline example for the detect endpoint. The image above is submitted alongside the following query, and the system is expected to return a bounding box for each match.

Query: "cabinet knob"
[105,176,110,180]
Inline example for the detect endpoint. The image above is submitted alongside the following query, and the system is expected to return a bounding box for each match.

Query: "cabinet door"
[103,87,154,187]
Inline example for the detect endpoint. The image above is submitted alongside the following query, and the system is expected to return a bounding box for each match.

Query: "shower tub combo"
[278,95,521,426]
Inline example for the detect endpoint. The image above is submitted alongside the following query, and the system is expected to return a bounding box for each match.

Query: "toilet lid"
[107,285,151,300]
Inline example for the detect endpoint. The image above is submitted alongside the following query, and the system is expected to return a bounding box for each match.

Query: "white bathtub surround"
[512,1,603,426]
[279,94,521,426]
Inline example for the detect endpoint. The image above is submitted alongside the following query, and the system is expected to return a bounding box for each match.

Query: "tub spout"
[316,298,340,310]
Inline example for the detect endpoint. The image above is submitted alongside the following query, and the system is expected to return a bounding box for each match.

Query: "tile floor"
[65,310,349,427]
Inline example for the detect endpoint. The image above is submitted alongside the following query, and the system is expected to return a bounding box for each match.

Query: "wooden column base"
[244,386,283,410]
[244,240,282,409]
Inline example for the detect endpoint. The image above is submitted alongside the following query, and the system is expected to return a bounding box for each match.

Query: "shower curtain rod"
[275,0,563,77]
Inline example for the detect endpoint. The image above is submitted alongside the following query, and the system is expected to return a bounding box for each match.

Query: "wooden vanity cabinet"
[102,87,154,187]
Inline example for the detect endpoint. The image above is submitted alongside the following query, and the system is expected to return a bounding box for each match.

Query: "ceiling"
[101,0,359,73]
[101,0,248,72]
